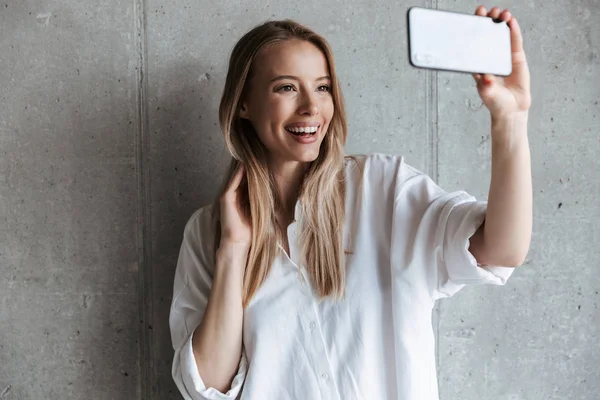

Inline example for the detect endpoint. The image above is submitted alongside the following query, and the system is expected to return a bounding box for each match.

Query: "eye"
[276,84,295,92]
[318,85,331,92]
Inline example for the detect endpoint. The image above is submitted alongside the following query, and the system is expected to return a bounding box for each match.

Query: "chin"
[295,144,323,162]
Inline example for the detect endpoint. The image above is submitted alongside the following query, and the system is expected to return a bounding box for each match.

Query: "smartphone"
[407,7,512,76]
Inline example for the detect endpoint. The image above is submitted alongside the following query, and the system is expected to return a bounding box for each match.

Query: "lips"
[286,128,319,144]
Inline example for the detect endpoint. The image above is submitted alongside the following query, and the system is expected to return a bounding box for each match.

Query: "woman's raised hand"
[219,162,252,250]
[472,5,531,119]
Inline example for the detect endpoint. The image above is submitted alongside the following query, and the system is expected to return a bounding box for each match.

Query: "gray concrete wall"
[1,0,597,399]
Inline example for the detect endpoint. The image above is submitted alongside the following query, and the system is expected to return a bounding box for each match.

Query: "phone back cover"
[408,7,512,76]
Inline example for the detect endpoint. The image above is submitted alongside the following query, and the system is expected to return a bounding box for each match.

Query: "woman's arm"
[468,6,532,267]
[469,112,532,266]
[192,242,248,393]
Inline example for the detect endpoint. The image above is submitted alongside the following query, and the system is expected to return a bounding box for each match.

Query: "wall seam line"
[134,0,152,398]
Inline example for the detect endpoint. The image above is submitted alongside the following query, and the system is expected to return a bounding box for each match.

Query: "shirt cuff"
[443,198,515,286]
[180,330,248,400]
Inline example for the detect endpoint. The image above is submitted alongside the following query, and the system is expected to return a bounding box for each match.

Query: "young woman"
[169,5,532,400]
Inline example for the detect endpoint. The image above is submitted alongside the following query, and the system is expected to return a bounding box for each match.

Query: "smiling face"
[239,39,334,167]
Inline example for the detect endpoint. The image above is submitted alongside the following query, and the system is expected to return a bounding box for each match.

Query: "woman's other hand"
[472,5,532,119]
[219,162,252,249]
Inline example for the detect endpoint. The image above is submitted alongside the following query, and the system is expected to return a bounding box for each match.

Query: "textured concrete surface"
[1,0,598,399]
[435,2,599,399]
[0,1,140,399]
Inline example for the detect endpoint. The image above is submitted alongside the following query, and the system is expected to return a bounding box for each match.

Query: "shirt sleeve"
[169,206,248,400]
[391,158,515,300]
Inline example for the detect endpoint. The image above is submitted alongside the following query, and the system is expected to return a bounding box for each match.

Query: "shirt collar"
[294,199,301,222]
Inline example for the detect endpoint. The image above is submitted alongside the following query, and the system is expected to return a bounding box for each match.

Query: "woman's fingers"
[220,162,252,246]
[475,5,487,16]
[508,17,525,56]
[224,162,245,197]
[499,9,512,22]
[488,6,502,19]
[475,5,511,21]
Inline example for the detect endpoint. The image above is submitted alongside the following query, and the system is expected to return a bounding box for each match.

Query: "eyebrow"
[269,75,331,83]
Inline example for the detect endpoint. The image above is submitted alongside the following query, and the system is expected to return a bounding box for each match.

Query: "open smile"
[284,125,320,137]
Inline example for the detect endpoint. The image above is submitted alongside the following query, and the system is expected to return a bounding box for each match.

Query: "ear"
[239,101,250,120]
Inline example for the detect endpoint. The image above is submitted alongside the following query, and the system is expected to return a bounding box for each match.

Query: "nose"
[298,92,319,116]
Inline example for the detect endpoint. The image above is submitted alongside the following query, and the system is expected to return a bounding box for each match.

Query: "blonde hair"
[211,19,361,308]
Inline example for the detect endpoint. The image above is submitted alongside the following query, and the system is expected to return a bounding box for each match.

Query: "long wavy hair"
[210,19,362,308]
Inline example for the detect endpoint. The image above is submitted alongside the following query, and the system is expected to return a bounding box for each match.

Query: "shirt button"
[309,321,316,330]
[321,372,329,381]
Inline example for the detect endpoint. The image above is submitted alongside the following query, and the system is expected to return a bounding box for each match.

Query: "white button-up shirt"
[169,153,514,400]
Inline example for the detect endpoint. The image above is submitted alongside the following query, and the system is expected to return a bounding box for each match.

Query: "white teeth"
[286,126,318,133]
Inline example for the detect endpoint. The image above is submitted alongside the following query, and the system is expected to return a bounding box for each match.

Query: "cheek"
[322,98,334,123]
[265,97,293,121]
[254,104,279,132]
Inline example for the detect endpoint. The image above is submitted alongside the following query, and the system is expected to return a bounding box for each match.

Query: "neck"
[269,159,308,218]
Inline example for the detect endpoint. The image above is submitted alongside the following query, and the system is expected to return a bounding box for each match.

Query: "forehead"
[252,39,330,81]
